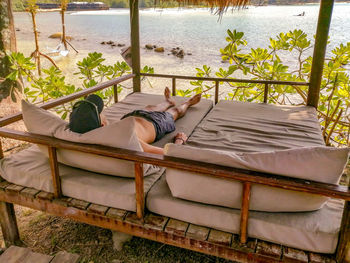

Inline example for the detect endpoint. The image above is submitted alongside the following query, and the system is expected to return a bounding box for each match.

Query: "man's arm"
[140,132,188,155]
[139,140,165,155]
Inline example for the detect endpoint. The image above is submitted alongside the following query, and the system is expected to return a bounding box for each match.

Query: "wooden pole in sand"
[129,0,141,92]
[307,0,334,108]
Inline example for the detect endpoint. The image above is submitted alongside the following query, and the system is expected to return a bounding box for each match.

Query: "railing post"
[263,83,269,103]
[307,0,334,108]
[336,201,350,263]
[48,146,62,198]
[240,182,251,243]
[129,0,141,93]
[0,139,4,159]
[215,81,219,104]
[113,84,119,103]
[172,78,176,96]
[134,162,144,219]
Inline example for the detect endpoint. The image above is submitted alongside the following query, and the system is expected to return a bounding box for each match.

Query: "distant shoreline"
[13,2,350,12]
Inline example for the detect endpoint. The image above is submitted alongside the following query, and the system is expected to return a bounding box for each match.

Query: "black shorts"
[121,110,175,141]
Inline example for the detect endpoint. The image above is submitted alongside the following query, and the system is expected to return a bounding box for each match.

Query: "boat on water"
[36,2,109,11]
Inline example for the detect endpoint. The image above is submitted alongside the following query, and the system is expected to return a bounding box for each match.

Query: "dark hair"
[69,94,104,134]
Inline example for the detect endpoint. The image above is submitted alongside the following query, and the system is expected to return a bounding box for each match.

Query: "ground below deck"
[0,205,234,263]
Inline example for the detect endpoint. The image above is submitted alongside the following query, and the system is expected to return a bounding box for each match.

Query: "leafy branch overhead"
[179,29,350,146]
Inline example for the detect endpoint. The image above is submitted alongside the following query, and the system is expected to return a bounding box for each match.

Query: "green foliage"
[4,52,153,120]
[178,29,350,146]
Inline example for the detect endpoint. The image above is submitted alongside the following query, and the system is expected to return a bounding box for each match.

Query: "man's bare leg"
[144,87,176,112]
[166,93,201,121]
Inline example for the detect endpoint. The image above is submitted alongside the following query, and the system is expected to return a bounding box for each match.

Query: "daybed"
[0,76,349,263]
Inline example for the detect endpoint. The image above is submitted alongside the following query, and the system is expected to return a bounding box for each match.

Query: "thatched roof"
[157,0,250,15]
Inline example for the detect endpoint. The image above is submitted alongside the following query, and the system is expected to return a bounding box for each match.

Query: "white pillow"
[22,100,154,177]
[164,144,349,212]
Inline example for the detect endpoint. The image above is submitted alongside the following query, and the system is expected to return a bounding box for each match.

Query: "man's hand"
[174,132,187,145]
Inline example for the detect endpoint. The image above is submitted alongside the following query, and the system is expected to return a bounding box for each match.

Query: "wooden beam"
[307,0,334,108]
[336,201,350,263]
[215,81,219,104]
[141,73,309,86]
[48,146,62,198]
[134,162,144,219]
[240,182,251,243]
[0,128,349,201]
[0,202,20,247]
[113,84,119,103]
[129,0,141,92]
[0,190,283,263]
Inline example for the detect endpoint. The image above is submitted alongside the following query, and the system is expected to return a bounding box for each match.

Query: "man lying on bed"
[68,88,201,155]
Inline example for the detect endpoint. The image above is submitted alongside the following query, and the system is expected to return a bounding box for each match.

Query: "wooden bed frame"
[0,73,349,263]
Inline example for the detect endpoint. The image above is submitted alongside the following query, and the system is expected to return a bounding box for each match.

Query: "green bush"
[179,29,350,147]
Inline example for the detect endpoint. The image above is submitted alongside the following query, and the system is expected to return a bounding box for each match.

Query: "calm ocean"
[14,4,350,92]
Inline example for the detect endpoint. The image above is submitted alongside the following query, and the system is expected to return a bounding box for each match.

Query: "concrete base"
[111,231,133,251]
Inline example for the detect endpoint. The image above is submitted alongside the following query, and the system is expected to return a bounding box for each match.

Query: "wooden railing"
[140,73,310,104]
[0,74,348,262]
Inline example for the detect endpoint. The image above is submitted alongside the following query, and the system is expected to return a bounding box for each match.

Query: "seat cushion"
[0,146,163,212]
[187,100,325,152]
[165,144,349,212]
[22,99,150,178]
[147,175,344,254]
[164,100,349,212]
[103,92,213,148]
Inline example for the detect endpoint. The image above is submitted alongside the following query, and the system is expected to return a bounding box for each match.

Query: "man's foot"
[187,93,201,106]
[164,87,176,107]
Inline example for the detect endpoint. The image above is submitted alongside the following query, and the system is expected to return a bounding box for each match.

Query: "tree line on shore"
[12,0,179,11]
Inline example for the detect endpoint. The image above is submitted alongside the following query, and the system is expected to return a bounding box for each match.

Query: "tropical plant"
[178,29,350,147]
[4,52,154,119]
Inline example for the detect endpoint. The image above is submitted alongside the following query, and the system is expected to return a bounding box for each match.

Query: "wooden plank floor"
[0,180,338,263]
[0,246,80,263]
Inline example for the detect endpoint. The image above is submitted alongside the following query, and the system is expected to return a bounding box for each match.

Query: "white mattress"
[147,176,344,254]
[0,146,163,211]
[0,93,213,211]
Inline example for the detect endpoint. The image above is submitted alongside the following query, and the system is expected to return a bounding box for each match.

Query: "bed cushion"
[102,92,213,148]
[21,100,151,178]
[147,175,344,254]
[0,146,164,211]
[187,100,325,152]
[21,93,213,177]
[165,144,349,212]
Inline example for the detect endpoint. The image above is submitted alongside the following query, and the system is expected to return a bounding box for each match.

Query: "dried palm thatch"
[155,0,250,15]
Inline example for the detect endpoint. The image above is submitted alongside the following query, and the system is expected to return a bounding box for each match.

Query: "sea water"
[14,4,350,93]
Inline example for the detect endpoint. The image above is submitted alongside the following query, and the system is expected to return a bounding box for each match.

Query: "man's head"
[69,94,105,133]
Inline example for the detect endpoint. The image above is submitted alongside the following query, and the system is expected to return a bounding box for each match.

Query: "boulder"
[145,44,154,49]
[154,47,165,52]
[117,43,125,47]
[101,41,106,44]
[49,32,72,40]
[107,41,115,45]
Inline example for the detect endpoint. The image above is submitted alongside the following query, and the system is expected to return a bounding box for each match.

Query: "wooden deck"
[0,246,79,263]
[0,179,337,263]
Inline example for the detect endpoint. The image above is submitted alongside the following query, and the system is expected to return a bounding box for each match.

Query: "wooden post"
[172,78,176,96]
[307,0,334,108]
[48,146,62,198]
[134,162,144,219]
[129,0,141,93]
[113,84,119,103]
[240,182,251,243]
[215,81,219,104]
[0,202,21,247]
[263,83,269,103]
[336,201,350,263]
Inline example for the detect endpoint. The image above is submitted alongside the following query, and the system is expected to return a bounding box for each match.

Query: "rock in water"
[154,47,165,52]
[117,43,125,47]
[49,32,73,40]
[145,44,154,49]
